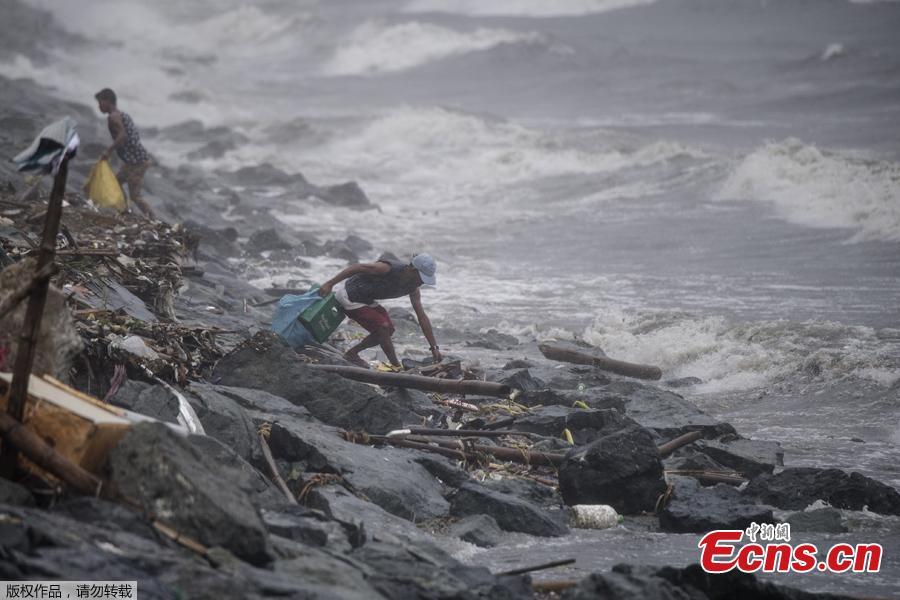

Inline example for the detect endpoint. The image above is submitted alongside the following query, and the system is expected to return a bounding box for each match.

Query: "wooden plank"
[539,342,662,381]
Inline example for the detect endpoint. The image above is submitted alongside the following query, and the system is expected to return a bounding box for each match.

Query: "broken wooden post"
[498,558,576,577]
[259,431,297,505]
[657,430,703,458]
[390,434,565,467]
[0,263,58,321]
[539,342,662,380]
[2,157,70,472]
[308,363,512,397]
[387,427,539,440]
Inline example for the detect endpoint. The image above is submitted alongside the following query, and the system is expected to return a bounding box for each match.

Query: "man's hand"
[430,345,443,364]
[318,282,333,297]
[99,150,110,162]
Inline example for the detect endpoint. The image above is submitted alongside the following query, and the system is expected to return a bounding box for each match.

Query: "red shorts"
[345,305,395,334]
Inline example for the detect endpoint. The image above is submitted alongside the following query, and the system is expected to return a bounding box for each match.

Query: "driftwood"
[259,431,297,504]
[387,427,539,440]
[0,262,58,321]
[666,469,747,486]
[498,558,576,576]
[657,431,703,458]
[308,364,512,397]
[538,342,662,381]
[0,411,104,496]
[387,434,565,467]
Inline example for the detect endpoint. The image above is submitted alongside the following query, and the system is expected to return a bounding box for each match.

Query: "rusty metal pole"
[1,157,69,472]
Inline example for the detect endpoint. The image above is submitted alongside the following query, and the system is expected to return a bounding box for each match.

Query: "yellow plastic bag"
[83,159,125,211]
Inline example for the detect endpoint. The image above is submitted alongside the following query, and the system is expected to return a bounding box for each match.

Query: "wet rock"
[261,506,354,552]
[545,366,612,390]
[414,454,471,488]
[514,405,635,445]
[468,329,519,351]
[664,376,703,388]
[225,163,309,187]
[245,227,295,254]
[382,387,442,419]
[185,384,263,466]
[502,358,535,370]
[448,514,503,548]
[499,369,546,392]
[344,234,373,255]
[663,448,729,473]
[743,467,900,515]
[518,388,576,408]
[482,476,563,509]
[322,238,359,262]
[786,508,848,533]
[183,220,240,258]
[109,380,179,423]
[212,332,415,433]
[580,381,735,438]
[567,563,840,600]
[107,422,272,565]
[0,478,34,506]
[659,477,774,534]
[695,435,784,479]
[450,482,569,537]
[316,181,373,209]
[558,424,666,514]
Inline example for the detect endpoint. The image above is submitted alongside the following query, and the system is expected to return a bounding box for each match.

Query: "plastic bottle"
[569,504,622,529]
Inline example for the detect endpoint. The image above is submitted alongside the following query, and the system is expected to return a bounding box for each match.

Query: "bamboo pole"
[538,342,662,381]
[308,363,512,397]
[2,158,69,473]
[387,427,539,439]
[0,263,58,321]
[497,558,575,576]
[657,431,703,458]
[377,434,565,467]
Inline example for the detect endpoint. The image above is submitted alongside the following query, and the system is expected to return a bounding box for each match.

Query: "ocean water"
[3,0,899,595]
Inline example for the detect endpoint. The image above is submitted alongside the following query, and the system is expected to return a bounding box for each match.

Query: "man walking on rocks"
[95,88,155,220]
[319,253,442,368]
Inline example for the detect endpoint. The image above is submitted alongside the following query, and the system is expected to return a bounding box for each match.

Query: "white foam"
[580,308,900,395]
[323,20,545,76]
[820,43,846,61]
[718,139,900,242]
[404,0,657,17]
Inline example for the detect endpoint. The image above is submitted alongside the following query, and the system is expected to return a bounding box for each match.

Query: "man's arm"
[101,113,126,160]
[318,261,389,296]
[410,288,442,363]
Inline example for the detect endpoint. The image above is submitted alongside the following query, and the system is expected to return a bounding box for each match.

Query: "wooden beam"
[539,343,662,380]
[308,363,512,397]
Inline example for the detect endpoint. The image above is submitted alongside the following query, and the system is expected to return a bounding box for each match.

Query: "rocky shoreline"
[2,77,899,600]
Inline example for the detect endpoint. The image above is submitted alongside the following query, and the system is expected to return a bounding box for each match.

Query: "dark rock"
[109,380,179,423]
[482,477,563,509]
[518,388,575,408]
[659,477,774,534]
[0,478,34,506]
[744,467,900,515]
[261,506,354,551]
[566,563,847,600]
[227,163,309,187]
[344,234,373,255]
[695,436,784,479]
[245,227,294,254]
[414,455,471,488]
[316,181,373,209]
[183,220,241,258]
[212,332,416,433]
[468,329,519,351]
[186,384,263,466]
[450,482,568,537]
[499,369,546,392]
[322,238,359,262]
[502,358,535,370]
[448,514,504,548]
[663,449,729,473]
[786,508,848,533]
[581,381,735,438]
[546,367,612,390]
[107,422,272,565]
[514,405,635,445]
[558,424,666,514]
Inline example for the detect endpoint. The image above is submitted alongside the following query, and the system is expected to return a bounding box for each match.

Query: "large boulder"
[448,515,504,548]
[513,405,635,446]
[212,332,415,433]
[743,468,900,515]
[450,482,569,537]
[695,435,784,479]
[186,384,263,466]
[109,380,179,423]
[580,381,735,439]
[558,424,666,514]
[659,477,774,534]
[106,422,272,565]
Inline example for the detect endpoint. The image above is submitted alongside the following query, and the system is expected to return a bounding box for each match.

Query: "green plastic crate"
[298,292,345,343]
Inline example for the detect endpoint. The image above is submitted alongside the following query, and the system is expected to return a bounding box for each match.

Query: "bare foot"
[343,352,369,368]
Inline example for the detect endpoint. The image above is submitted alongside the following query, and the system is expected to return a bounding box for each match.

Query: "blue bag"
[270,290,321,349]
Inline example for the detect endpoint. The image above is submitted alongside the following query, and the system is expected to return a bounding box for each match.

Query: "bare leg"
[118,163,154,219]
[345,324,399,367]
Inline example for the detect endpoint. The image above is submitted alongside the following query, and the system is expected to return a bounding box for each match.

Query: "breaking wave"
[323,20,545,76]
[403,0,657,17]
[718,139,900,242]
[579,309,900,395]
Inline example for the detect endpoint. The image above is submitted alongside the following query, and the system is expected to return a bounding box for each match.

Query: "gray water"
[3,0,899,595]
